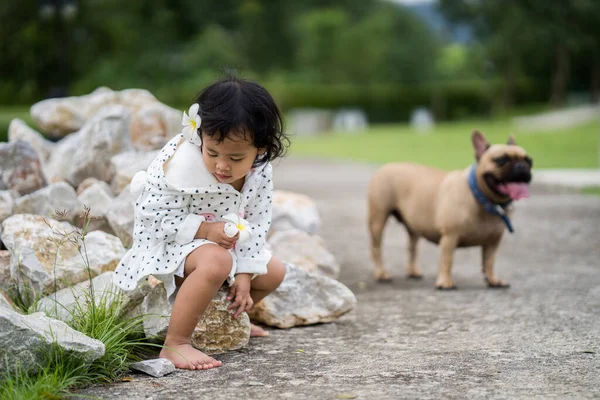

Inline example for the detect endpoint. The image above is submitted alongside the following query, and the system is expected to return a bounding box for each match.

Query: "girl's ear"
[258,147,267,155]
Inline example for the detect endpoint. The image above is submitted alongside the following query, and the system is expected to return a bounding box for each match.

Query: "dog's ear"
[507,134,517,145]
[472,130,490,161]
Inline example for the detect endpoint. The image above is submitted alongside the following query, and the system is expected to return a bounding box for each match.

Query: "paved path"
[533,169,600,189]
[84,158,600,399]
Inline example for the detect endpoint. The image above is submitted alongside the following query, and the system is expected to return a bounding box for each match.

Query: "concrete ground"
[83,158,600,399]
[532,169,600,189]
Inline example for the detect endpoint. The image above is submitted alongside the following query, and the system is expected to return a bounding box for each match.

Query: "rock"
[43,131,81,184]
[268,229,339,279]
[33,272,140,323]
[13,181,81,223]
[0,140,47,195]
[76,181,116,233]
[131,277,170,339]
[0,306,105,375]
[8,118,54,163]
[130,358,176,377]
[105,184,136,247]
[45,105,132,187]
[271,191,320,235]
[248,264,356,329]
[77,182,113,214]
[133,280,250,354]
[30,87,172,138]
[0,290,16,311]
[0,191,14,224]
[109,151,158,194]
[191,288,251,354]
[1,214,126,297]
[130,104,181,151]
[76,177,111,196]
[0,250,11,292]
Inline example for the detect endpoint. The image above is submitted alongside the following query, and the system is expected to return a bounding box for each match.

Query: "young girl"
[114,77,289,370]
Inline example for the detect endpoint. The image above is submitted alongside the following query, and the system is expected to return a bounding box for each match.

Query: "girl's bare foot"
[160,343,222,370]
[250,323,269,337]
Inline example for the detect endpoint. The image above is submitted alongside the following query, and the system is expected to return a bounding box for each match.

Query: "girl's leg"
[248,256,286,337]
[159,244,232,370]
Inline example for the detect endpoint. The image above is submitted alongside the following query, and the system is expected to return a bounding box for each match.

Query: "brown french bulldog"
[367,131,532,289]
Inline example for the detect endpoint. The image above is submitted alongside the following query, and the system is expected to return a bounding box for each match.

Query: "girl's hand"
[197,221,239,249]
[227,274,253,318]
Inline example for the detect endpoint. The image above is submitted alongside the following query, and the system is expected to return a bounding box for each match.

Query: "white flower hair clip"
[182,103,202,145]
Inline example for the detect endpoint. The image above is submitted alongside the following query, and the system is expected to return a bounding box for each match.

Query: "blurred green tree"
[439,0,600,106]
[294,2,439,85]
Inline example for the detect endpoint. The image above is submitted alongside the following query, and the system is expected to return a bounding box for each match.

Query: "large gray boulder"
[45,105,132,187]
[0,307,105,375]
[13,182,81,223]
[30,87,180,144]
[0,191,14,224]
[0,140,47,195]
[268,229,340,279]
[8,118,54,163]
[1,214,125,296]
[248,264,356,329]
[32,272,141,323]
[130,277,250,354]
[109,150,157,195]
[105,184,136,247]
[271,191,321,235]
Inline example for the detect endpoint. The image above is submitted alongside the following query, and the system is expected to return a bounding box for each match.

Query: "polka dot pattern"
[113,134,274,298]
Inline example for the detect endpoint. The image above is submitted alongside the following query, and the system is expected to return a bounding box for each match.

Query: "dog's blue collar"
[468,163,514,233]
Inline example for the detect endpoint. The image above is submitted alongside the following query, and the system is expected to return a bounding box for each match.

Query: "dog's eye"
[524,156,533,167]
[493,155,510,167]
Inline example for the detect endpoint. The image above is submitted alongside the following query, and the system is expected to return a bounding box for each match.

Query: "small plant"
[0,345,88,400]
[51,207,160,382]
[69,285,157,383]
[0,207,161,397]
[5,281,41,315]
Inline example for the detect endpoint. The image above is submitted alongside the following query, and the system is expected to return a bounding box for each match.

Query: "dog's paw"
[374,270,393,282]
[436,285,457,291]
[485,277,510,289]
[407,273,423,280]
[435,277,456,290]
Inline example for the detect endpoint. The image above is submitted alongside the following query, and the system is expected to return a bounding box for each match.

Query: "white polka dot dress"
[113,134,273,299]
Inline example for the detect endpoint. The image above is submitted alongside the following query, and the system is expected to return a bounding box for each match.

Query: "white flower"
[222,213,252,244]
[182,103,202,145]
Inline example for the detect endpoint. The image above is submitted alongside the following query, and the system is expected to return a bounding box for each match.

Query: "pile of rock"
[0,88,356,373]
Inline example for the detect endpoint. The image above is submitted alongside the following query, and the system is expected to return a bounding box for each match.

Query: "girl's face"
[201,132,264,191]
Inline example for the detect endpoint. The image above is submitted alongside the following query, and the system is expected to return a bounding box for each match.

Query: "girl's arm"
[233,164,274,276]
[136,190,204,245]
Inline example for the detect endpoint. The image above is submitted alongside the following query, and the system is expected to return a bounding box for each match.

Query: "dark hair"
[194,76,289,166]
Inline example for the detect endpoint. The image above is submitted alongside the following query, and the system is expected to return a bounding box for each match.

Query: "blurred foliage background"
[2,0,599,123]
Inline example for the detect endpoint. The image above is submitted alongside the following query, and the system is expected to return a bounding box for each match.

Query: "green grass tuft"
[0,208,161,398]
[68,288,157,384]
[0,345,88,400]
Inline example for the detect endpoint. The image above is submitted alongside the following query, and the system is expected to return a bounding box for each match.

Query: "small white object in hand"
[222,213,252,244]
[224,222,238,238]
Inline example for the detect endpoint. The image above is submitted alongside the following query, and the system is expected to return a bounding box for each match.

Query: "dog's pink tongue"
[498,183,530,200]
